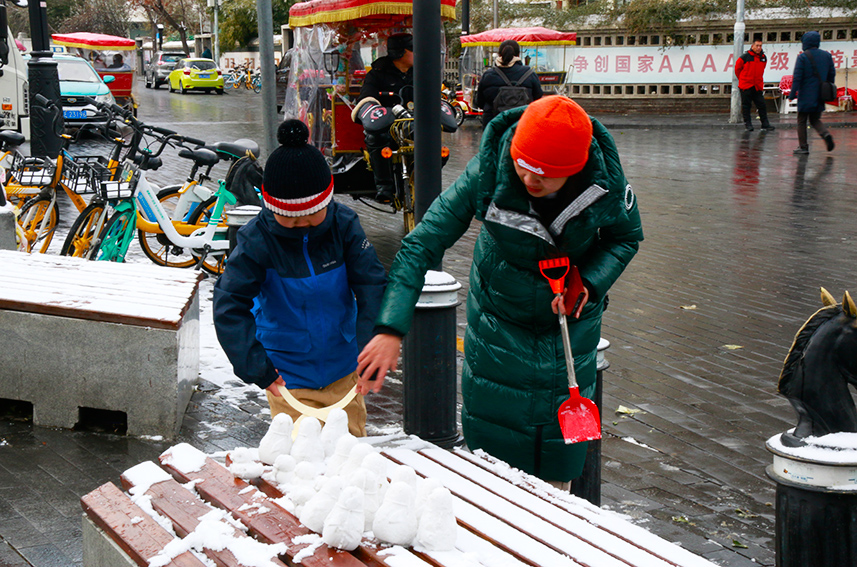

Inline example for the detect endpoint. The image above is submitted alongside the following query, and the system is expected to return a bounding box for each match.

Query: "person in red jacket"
[735,40,775,131]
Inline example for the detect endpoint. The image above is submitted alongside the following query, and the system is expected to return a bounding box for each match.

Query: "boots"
[367,147,395,204]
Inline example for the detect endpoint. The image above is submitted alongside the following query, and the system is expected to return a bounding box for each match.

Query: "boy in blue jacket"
[213,120,386,436]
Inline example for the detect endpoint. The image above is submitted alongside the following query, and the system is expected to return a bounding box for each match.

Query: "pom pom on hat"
[510,96,592,178]
[262,119,333,217]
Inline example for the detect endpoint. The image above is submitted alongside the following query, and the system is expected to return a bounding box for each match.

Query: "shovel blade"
[558,387,602,444]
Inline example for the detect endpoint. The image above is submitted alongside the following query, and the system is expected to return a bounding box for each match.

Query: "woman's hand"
[551,287,589,318]
[356,334,403,395]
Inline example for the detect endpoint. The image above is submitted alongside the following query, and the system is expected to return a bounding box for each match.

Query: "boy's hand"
[266,375,287,397]
[356,334,402,395]
[550,287,589,318]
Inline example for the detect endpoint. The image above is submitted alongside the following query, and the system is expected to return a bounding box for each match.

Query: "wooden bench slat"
[446,449,717,567]
[80,482,207,567]
[120,466,289,567]
[385,449,647,567]
[160,454,375,567]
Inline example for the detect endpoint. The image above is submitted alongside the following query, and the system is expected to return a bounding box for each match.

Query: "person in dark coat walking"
[734,39,775,131]
[476,40,542,127]
[788,31,836,154]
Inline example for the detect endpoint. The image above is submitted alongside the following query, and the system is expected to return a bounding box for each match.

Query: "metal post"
[402,272,462,447]
[493,0,499,29]
[214,0,220,67]
[729,0,745,123]
[255,0,278,157]
[570,338,609,506]
[27,0,62,157]
[461,0,469,36]
[402,1,460,447]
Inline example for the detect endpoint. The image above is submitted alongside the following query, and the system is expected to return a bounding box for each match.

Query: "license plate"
[63,109,86,119]
[198,73,210,79]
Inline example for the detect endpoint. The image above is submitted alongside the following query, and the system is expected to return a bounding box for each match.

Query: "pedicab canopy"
[289,0,456,32]
[459,26,577,104]
[284,0,456,156]
[52,32,137,102]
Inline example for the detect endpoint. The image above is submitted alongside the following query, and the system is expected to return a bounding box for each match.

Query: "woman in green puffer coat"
[357,96,643,483]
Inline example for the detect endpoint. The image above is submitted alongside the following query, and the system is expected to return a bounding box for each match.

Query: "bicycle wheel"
[60,202,106,258]
[137,186,198,268]
[18,196,59,253]
[91,207,135,262]
[232,75,242,89]
[252,77,262,94]
[397,160,415,234]
[187,197,230,275]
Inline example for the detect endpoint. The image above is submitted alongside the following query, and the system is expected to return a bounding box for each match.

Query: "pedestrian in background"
[201,46,213,60]
[356,96,643,488]
[476,39,542,127]
[789,31,836,155]
[735,39,775,132]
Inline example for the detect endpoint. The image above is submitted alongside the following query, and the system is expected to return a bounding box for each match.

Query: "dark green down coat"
[376,107,643,481]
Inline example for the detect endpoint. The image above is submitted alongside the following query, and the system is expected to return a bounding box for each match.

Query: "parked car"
[50,53,116,130]
[167,58,224,94]
[145,51,185,89]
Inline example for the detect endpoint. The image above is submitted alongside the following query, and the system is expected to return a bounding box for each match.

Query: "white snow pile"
[250,408,458,552]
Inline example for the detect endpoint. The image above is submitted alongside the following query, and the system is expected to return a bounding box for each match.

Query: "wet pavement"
[2,79,857,566]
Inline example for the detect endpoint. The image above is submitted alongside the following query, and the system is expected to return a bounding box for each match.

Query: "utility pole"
[729,0,745,123]
[27,0,62,156]
[207,0,220,66]
[493,0,499,29]
[255,0,278,156]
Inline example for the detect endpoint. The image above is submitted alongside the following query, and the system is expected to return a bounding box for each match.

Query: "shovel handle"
[556,293,578,390]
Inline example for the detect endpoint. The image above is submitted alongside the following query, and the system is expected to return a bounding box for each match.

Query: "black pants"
[796,111,829,149]
[364,131,395,191]
[741,87,770,127]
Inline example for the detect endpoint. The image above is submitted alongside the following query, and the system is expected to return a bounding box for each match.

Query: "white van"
[0,27,30,139]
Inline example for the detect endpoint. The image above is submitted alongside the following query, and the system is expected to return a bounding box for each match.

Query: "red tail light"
[183,69,191,75]
[217,70,222,76]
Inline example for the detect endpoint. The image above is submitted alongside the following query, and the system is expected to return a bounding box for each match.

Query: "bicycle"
[84,99,244,274]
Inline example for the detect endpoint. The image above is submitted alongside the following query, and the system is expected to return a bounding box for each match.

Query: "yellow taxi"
[167,58,224,94]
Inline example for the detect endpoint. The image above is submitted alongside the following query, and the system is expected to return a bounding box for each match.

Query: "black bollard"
[224,205,261,253]
[767,436,857,566]
[402,270,462,448]
[570,337,609,506]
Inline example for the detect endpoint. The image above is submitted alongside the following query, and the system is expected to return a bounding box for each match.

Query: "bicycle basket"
[63,155,108,194]
[10,152,55,187]
[92,163,137,201]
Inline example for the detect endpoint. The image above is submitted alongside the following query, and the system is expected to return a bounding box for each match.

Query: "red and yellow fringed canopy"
[461,27,576,47]
[52,32,136,51]
[289,0,456,29]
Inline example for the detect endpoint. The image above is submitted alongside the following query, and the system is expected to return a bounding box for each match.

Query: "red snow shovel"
[539,257,602,444]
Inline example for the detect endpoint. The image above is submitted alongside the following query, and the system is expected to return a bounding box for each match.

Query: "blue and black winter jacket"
[213,203,386,390]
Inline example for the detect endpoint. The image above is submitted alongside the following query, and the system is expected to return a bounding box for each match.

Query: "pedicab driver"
[357,33,414,205]
[356,96,643,488]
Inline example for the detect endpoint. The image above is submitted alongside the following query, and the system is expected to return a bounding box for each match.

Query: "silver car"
[145,51,185,89]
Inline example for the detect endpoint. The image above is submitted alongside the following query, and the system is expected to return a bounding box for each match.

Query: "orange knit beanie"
[510,96,593,178]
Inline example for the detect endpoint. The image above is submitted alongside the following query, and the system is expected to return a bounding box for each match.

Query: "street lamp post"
[27,0,63,157]
[729,0,746,123]
[207,0,220,66]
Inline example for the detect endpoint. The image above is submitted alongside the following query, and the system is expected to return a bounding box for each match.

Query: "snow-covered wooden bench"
[0,251,201,438]
[82,440,719,567]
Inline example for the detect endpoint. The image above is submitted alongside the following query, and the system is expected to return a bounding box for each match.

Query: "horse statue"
[778,288,857,447]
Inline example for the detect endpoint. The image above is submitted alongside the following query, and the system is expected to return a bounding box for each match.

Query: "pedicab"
[284,0,459,232]
[456,27,577,124]
[51,32,138,115]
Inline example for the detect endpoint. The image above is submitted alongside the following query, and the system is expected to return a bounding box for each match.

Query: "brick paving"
[2,83,857,565]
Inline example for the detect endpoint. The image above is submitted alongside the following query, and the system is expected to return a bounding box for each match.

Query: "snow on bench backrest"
[0,251,202,330]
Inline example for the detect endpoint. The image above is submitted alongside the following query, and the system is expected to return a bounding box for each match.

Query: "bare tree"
[58,0,131,37]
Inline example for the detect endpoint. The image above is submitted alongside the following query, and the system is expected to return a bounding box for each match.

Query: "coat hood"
[802,31,821,51]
